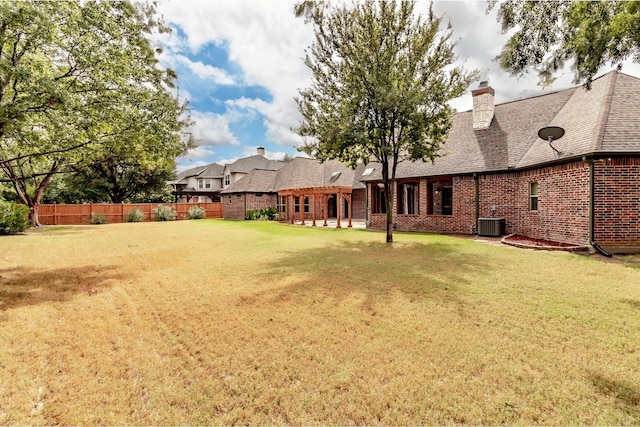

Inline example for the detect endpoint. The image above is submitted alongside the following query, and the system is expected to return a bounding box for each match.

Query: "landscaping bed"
[502,234,590,251]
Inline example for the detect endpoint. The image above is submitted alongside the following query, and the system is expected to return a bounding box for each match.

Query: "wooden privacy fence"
[38,202,223,226]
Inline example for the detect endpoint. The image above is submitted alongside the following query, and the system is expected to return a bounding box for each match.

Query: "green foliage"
[152,205,177,222]
[90,212,108,225]
[0,201,30,234]
[261,207,278,221]
[490,0,640,87]
[245,207,278,221]
[245,209,260,220]
[125,208,145,223]
[295,0,475,242]
[187,205,206,220]
[65,155,177,204]
[0,1,194,226]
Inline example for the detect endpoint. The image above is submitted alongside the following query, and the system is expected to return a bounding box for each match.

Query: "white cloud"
[156,0,312,147]
[189,110,239,147]
[174,55,236,85]
[156,0,640,164]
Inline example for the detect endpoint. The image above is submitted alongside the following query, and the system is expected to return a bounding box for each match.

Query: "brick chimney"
[471,81,495,130]
[257,146,265,156]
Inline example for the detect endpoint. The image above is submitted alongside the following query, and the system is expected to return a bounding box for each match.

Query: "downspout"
[589,159,612,257]
[473,173,479,234]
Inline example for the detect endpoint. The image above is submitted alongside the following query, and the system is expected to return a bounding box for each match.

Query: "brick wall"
[594,158,640,249]
[478,162,590,245]
[367,160,592,246]
[369,177,476,234]
[223,193,278,219]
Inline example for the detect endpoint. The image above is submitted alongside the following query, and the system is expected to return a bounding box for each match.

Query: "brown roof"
[221,157,369,194]
[364,70,640,181]
[227,155,285,173]
[273,157,366,191]
[220,169,278,194]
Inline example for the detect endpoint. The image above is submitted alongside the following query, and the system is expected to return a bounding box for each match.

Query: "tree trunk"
[30,201,41,228]
[382,160,393,243]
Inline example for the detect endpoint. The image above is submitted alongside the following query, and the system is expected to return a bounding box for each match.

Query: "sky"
[153,0,640,172]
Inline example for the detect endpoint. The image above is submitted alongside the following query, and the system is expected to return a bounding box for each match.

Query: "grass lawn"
[1,219,639,425]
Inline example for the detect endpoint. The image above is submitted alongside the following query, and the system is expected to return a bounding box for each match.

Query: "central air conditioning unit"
[477,218,505,237]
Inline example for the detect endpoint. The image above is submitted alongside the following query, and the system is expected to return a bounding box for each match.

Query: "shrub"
[261,206,278,221]
[245,209,260,220]
[125,208,145,223]
[152,204,177,221]
[90,212,108,224]
[188,205,206,220]
[245,207,278,221]
[0,201,30,234]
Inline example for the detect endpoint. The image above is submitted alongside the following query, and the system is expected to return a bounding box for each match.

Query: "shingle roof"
[172,162,223,184]
[220,169,278,193]
[227,155,285,173]
[363,70,640,181]
[221,157,369,194]
[273,157,366,191]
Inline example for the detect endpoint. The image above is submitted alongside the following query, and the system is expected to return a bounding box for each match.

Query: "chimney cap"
[478,81,489,88]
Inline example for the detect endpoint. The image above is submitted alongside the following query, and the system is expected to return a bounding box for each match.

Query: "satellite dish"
[538,126,565,155]
[538,126,565,141]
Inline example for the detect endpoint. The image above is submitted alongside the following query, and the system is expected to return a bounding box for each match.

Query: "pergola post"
[336,192,342,228]
[344,193,353,228]
[311,194,317,226]
[289,195,295,224]
[299,194,305,225]
[323,194,329,227]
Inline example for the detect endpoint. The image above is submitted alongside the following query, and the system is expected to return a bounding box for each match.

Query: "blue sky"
[153,0,640,172]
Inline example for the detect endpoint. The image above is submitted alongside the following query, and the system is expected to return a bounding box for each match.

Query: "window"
[398,182,419,214]
[428,179,453,215]
[224,174,230,186]
[294,196,300,213]
[372,184,386,214]
[198,179,203,189]
[530,182,538,211]
[205,179,211,189]
[277,196,286,216]
[304,197,310,213]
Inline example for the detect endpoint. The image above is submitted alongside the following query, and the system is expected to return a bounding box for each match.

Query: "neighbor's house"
[362,70,640,253]
[221,157,368,227]
[170,162,224,203]
[221,147,285,190]
[170,147,283,203]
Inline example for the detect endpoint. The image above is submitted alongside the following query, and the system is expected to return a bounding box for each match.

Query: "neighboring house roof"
[220,169,279,194]
[172,163,223,184]
[226,155,285,173]
[363,70,640,181]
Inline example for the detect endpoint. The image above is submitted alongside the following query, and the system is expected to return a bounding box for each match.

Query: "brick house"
[221,157,368,226]
[170,147,283,203]
[362,71,640,253]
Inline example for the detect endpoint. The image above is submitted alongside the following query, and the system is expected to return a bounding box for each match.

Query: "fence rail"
[38,202,223,226]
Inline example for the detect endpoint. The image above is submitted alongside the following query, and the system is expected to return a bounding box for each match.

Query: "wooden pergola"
[278,185,353,228]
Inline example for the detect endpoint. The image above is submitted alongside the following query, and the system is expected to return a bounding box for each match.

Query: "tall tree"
[490,0,640,87]
[0,1,192,226]
[295,0,475,242]
[64,154,175,204]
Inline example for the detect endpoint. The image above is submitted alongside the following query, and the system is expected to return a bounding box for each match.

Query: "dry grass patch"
[1,220,639,425]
